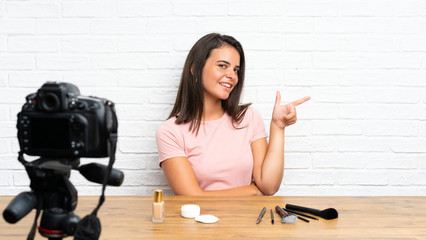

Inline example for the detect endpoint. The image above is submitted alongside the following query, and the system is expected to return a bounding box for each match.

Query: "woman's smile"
[219,82,233,91]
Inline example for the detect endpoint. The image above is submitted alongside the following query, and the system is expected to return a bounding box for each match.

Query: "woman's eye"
[234,69,239,73]
[218,64,226,68]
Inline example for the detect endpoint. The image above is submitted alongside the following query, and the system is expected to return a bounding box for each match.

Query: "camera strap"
[74,133,117,240]
[94,132,117,215]
[17,151,42,240]
[27,193,42,240]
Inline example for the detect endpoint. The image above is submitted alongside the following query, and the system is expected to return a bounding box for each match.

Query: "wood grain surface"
[1,196,425,239]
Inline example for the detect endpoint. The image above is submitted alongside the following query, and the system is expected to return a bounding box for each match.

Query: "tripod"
[3,154,123,240]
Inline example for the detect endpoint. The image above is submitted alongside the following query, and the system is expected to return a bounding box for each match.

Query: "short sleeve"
[249,107,267,142]
[155,121,187,167]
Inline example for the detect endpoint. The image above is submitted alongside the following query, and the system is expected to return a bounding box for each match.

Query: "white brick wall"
[0,0,425,196]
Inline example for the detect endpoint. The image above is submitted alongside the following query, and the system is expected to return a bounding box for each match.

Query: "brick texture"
[0,0,425,196]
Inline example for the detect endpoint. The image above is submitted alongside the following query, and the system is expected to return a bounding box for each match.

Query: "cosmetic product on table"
[275,206,297,224]
[256,207,266,224]
[270,209,274,224]
[285,204,338,220]
[278,206,310,223]
[152,189,165,223]
[195,215,219,224]
[284,208,319,220]
[293,214,310,223]
[180,204,219,223]
[181,204,200,218]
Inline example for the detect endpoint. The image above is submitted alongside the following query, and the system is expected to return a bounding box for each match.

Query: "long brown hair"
[168,33,250,134]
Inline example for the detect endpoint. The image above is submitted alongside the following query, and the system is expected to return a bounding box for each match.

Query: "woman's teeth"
[220,83,231,88]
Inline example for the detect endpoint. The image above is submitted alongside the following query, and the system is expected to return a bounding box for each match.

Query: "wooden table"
[1,196,425,239]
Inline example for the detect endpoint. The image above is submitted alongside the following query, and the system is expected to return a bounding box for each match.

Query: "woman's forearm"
[256,122,285,195]
[176,183,263,196]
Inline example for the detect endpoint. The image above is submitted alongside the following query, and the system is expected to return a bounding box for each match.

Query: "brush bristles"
[281,214,297,224]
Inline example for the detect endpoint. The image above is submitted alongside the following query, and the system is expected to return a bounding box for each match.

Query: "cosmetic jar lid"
[181,204,200,218]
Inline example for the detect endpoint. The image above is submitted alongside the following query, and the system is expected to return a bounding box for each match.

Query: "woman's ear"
[190,64,194,76]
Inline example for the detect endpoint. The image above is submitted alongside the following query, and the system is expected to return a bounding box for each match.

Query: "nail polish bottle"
[152,189,165,222]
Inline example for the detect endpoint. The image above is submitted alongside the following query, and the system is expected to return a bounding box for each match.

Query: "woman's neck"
[203,97,224,121]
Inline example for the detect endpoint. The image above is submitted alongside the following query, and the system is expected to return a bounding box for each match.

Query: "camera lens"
[41,92,60,112]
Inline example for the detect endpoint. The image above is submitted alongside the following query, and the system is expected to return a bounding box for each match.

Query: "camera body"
[17,82,117,158]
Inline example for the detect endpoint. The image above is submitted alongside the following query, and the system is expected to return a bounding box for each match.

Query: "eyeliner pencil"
[256,207,266,224]
[296,215,310,223]
[271,209,274,224]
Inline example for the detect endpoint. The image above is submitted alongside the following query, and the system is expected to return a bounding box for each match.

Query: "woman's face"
[201,45,240,102]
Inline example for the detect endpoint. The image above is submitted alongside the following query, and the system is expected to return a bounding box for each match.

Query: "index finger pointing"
[291,96,311,107]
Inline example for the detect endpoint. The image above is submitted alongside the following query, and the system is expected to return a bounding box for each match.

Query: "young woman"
[156,33,310,196]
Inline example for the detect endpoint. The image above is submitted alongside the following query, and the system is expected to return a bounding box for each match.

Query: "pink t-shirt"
[155,107,267,191]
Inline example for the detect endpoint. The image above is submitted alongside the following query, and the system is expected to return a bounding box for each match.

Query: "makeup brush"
[284,208,319,220]
[285,204,338,220]
[275,206,297,224]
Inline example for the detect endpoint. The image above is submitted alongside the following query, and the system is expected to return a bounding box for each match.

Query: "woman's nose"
[226,69,237,80]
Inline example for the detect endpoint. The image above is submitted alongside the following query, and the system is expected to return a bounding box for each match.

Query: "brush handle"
[296,215,310,223]
[275,206,288,218]
[284,208,319,220]
[285,204,321,216]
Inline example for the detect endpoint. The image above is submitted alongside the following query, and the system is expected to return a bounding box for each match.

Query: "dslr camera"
[3,82,123,240]
[18,82,115,158]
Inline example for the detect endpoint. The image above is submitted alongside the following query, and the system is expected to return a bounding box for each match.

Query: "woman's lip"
[219,82,232,91]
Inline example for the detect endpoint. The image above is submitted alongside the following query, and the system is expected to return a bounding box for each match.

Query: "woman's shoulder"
[157,117,177,132]
[242,106,267,140]
[233,106,262,128]
[243,106,262,121]
[246,106,259,114]
[156,117,189,137]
